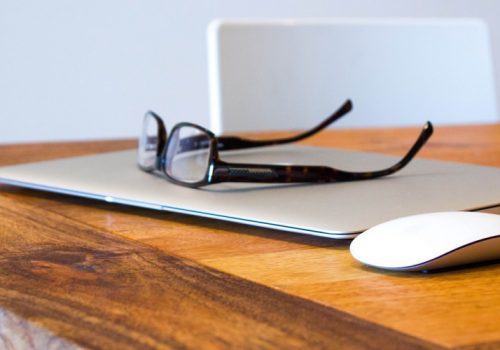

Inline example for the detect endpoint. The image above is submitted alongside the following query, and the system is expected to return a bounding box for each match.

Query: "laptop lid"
[208,18,498,134]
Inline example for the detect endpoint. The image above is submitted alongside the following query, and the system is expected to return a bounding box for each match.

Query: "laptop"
[0,145,499,239]
[207,18,498,134]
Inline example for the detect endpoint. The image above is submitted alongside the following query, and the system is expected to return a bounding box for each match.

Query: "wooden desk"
[0,124,499,350]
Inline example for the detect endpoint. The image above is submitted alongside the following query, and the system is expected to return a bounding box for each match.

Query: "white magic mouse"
[350,211,500,271]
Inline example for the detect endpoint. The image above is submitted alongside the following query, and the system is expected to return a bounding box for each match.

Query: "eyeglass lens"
[138,113,162,171]
[166,125,212,184]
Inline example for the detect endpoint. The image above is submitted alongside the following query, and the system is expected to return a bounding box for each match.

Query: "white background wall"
[1,0,499,143]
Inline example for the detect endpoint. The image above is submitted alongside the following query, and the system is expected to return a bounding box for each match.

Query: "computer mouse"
[350,211,500,271]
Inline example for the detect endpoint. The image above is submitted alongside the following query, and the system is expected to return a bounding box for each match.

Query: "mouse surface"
[350,211,500,271]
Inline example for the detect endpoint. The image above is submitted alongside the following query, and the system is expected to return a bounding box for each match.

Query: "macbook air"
[0,145,499,238]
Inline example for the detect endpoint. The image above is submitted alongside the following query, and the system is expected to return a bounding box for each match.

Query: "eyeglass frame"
[138,100,434,188]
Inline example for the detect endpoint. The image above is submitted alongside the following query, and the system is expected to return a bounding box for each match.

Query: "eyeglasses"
[137,100,433,188]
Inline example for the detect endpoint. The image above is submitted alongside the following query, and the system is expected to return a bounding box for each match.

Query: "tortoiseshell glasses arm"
[213,100,353,151]
[174,100,352,155]
[209,122,433,184]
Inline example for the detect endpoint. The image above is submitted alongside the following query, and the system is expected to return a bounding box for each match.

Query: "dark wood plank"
[0,195,439,350]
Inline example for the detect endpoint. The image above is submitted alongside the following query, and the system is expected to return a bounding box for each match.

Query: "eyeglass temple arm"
[174,100,352,154]
[210,122,433,184]
[214,100,353,152]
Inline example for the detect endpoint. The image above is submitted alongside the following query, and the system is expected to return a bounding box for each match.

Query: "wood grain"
[0,194,436,350]
[0,139,136,166]
[0,123,499,349]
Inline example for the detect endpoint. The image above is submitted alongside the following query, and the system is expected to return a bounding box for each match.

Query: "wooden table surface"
[0,124,499,350]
